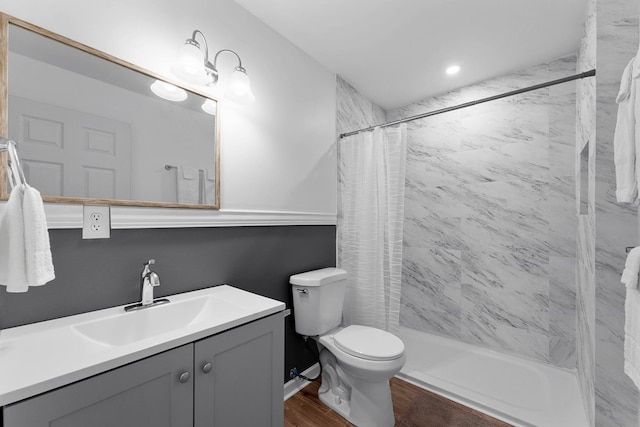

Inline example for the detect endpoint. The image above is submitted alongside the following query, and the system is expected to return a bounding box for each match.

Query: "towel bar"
[0,137,27,187]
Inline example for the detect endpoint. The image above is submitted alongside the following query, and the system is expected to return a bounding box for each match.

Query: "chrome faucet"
[124,259,169,312]
[141,259,160,306]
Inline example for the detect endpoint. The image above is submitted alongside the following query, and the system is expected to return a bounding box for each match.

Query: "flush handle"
[296,288,309,294]
[179,371,191,383]
[202,362,213,374]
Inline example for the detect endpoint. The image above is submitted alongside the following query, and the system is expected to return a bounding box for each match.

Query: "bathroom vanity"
[0,285,287,426]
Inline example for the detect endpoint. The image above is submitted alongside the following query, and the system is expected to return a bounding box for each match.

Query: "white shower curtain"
[338,124,407,333]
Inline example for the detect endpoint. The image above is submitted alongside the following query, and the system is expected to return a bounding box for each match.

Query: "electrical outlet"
[82,205,111,239]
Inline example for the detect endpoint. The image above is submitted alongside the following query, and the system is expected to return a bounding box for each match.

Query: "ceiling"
[232,0,588,110]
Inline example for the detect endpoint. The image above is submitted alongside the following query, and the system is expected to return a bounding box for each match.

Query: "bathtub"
[396,327,589,427]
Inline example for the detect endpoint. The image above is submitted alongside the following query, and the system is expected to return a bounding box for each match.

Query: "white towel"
[614,56,640,204]
[177,165,199,204]
[0,185,27,292]
[625,284,640,389]
[622,247,640,288]
[204,168,216,205]
[624,247,640,389]
[23,185,55,287]
[0,184,55,293]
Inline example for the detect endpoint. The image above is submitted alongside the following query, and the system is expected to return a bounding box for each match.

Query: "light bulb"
[446,65,461,75]
[225,68,255,104]
[201,99,217,115]
[228,69,249,95]
[150,80,188,102]
[179,44,202,74]
[171,42,211,85]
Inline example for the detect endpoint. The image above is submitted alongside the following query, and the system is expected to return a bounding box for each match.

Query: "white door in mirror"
[82,205,110,239]
[9,96,132,200]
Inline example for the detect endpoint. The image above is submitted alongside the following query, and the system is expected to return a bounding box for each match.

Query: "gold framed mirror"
[0,13,220,209]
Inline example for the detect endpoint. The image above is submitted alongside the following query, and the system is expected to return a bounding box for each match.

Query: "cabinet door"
[194,313,285,427]
[4,344,193,427]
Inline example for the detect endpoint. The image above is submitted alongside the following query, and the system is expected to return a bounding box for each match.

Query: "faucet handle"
[141,259,156,277]
[148,271,160,287]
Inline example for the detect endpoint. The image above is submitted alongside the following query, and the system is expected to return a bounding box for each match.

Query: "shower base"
[396,326,589,427]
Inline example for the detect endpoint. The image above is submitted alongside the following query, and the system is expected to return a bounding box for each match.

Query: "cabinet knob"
[202,362,212,374]
[179,371,191,383]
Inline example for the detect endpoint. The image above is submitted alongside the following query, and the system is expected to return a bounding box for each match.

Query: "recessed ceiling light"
[446,65,461,75]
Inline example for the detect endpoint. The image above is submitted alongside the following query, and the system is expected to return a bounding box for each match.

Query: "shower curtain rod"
[339,69,596,139]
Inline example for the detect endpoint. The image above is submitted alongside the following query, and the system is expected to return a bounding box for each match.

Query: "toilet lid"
[333,325,405,361]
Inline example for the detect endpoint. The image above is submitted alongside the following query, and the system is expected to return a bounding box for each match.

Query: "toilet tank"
[290,267,347,336]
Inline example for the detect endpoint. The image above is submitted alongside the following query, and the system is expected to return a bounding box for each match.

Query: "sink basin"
[73,293,250,346]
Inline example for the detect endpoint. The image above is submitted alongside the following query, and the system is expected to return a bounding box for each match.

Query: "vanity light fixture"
[150,80,188,101]
[172,30,255,104]
[446,65,461,75]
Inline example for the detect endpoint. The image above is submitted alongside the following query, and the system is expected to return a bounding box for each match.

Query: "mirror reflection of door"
[9,95,132,199]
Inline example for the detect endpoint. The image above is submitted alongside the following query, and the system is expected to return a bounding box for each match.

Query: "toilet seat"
[333,325,404,361]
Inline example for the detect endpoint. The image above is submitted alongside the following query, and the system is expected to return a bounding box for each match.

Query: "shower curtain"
[338,124,407,333]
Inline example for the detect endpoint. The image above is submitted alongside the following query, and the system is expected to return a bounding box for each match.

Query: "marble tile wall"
[388,56,578,367]
[594,0,640,425]
[576,0,596,424]
[336,76,386,136]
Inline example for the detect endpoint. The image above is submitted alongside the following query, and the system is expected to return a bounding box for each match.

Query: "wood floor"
[284,377,513,427]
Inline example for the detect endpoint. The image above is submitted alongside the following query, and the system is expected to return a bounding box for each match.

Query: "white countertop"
[0,285,286,406]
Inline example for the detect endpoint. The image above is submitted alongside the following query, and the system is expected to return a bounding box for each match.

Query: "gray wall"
[0,225,336,381]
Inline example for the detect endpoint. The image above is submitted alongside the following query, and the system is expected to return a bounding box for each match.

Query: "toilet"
[290,267,406,427]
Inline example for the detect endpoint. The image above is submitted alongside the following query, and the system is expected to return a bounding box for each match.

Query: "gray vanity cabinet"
[194,310,284,426]
[2,312,285,427]
[3,344,194,427]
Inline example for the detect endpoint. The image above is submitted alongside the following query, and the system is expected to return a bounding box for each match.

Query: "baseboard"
[284,363,321,401]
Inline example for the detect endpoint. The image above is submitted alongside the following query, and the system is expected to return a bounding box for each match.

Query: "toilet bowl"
[290,268,406,427]
[320,325,406,381]
[315,325,405,427]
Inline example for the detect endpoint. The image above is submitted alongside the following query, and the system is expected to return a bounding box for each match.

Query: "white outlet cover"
[82,205,111,239]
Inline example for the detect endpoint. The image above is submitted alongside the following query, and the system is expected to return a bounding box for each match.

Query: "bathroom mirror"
[0,13,220,209]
